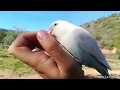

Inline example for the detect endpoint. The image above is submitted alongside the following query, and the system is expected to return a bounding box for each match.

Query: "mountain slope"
[0,28,10,32]
[80,13,120,50]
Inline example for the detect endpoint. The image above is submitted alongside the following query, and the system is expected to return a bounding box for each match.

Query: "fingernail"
[37,30,49,40]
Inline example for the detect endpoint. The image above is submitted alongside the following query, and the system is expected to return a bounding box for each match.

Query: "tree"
[114,33,120,59]
[2,30,23,45]
[0,30,6,43]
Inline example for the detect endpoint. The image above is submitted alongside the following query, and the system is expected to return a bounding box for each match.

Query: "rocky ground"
[83,68,120,79]
[0,68,120,79]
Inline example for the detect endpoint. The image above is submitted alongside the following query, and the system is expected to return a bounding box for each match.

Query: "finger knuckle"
[46,40,60,54]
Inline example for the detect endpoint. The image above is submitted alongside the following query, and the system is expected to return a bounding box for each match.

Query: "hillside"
[80,13,120,50]
[0,28,9,32]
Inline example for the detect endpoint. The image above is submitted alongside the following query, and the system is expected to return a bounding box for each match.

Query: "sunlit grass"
[0,48,36,75]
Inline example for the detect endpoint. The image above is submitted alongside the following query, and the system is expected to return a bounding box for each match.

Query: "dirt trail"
[83,68,120,79]
[0,70,42,79]
[0,69,120,79]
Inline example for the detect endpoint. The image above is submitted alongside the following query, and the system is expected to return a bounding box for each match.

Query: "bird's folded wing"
[74,28,111,70]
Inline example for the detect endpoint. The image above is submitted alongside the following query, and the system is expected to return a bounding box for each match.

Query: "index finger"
[8,32,47,67]
[36,30,76,69]
[9,32,43,51]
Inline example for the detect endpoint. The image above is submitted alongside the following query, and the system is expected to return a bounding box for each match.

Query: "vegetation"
[0,28,23,48]
[0,30,6,43]
[114,33,120,59]
[2,30,23,45]
[0,48,35,75]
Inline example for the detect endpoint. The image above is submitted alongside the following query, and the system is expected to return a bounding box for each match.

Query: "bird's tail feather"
[81,52,111,78]
[95,62,111,79]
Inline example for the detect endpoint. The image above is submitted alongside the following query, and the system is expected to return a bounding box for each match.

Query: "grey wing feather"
[74,27,111,70]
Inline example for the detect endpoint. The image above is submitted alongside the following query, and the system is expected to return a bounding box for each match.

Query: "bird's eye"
[54,23,57,26]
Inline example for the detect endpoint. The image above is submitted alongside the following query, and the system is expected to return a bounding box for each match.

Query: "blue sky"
[0,11,119,32]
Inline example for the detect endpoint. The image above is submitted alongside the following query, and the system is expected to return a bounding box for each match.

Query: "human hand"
[8,30,85,79]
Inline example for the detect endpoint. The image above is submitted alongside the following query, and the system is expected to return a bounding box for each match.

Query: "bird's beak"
[48,27,53,34]
[48,27,56,37]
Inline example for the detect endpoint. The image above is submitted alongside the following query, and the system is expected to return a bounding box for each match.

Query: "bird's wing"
[73,27,111,70]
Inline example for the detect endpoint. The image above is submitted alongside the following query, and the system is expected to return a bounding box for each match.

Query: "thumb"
[36,30,73,68]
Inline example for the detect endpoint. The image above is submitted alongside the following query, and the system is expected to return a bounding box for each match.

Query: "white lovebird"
[48,20,111,77]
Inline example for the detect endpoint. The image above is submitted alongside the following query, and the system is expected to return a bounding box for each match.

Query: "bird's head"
[48,20,75,40]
